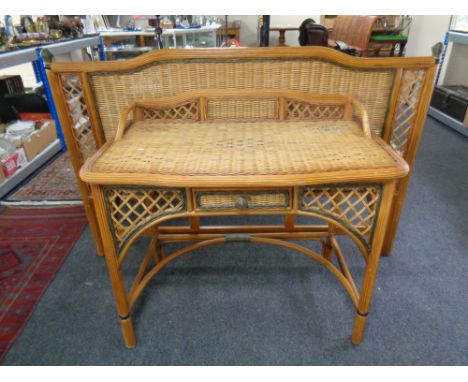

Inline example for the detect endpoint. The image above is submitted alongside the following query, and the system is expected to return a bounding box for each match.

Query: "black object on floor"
[2,117,468,365]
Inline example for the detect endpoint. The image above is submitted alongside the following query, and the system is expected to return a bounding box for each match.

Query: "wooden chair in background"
[328,15,378,57]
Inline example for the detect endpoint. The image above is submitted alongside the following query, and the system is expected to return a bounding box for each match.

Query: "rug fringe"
[0,200,83,206]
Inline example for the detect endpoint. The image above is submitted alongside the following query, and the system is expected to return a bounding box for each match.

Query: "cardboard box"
[22,121,58,161]
[0,166,5,183]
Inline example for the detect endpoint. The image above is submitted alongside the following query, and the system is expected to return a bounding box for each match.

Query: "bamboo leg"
[83,196,105,257]
[156,242,166,263]
[322,191,341,261]
[381,179,404,256]
[148,226,161,264]
[284,215,295,230]
[352,181,396,345]
[321,224,335,261]
[91,185,136,348]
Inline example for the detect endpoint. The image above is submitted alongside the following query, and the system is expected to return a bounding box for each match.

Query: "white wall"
[404,15,451,57]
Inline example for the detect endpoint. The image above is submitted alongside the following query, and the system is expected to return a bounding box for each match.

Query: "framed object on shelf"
[450,16,468,32]
[90,15,107,31]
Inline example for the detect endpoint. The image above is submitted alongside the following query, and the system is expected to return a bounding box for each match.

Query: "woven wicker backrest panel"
[207,98,278,120]
[89,59,395,140]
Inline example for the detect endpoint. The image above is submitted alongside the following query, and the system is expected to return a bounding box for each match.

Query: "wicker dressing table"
[79,90,408,347]
[48,47,436,348]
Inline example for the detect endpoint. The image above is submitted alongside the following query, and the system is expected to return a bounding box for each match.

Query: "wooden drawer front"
[195,190,290,210]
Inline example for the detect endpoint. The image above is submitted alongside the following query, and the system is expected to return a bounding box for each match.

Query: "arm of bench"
[115,103,137,141]
[348,97,371,138]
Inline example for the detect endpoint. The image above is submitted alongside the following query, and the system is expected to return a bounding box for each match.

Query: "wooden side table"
[270,26,299,46]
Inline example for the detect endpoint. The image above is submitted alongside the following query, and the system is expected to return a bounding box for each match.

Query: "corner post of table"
[381,64,437,257]
[352,180,396,345]
[91,184,136,348]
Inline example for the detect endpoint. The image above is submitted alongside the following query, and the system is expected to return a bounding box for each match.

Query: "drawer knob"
[234,196,249,209]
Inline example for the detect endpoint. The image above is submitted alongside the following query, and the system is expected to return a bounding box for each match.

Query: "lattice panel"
[391,70,425,156]
[61,74,96,161]
[142,102,199,120]
[287,101,344,120]
[300,185,381,248]
[105,187,185,249]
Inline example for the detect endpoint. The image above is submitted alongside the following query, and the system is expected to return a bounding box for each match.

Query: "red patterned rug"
[5,152,82,203]
[0,206,87,361]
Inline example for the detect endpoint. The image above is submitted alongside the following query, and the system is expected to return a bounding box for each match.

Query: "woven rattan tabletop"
[80,120,408,187]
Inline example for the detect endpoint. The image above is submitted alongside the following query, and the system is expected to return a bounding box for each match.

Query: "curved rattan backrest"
[331,16,378,55]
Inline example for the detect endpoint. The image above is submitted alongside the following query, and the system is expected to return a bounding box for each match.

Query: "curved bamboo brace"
[115,208,370,270]
[127,236,360,310]
[348,97,371,138]
[115,104,136,141]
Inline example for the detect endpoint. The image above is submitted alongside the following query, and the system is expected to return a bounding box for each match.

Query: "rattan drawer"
[194,189,291,211]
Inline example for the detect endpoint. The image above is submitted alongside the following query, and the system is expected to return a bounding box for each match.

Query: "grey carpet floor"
[2,116,468,365]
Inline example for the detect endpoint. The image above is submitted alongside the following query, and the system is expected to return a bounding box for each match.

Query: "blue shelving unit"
[0,35,103,198]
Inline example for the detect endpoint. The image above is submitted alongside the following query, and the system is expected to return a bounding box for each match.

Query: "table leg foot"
[120,316,136,348]
[351,312,368,345]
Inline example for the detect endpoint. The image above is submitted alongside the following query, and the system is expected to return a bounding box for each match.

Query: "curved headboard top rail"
[50,47,436,73]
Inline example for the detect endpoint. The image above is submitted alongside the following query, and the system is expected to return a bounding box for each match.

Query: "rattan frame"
[47,47,436,259]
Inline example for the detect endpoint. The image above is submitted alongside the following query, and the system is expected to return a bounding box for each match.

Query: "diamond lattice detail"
[143,102,199,120]
[105,188,185,247]
[391,70,425,156]
[287,101,344,120]
[61,74,96,160]
[301,186,381,246]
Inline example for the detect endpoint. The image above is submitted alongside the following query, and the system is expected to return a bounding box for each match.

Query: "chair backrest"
[305,23,329,47]
[298,18,316,46]
[330,15,378,56]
